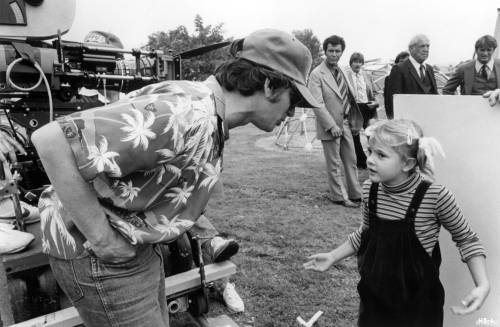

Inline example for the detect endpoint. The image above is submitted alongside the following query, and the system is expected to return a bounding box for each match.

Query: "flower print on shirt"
[86,136,121,175]
[39,79,224,259]
[121,109,156,150]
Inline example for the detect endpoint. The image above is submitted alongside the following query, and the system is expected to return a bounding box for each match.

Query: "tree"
[292,29,322,69]
[146,15,232,81]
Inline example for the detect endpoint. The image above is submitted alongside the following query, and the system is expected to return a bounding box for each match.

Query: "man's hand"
[483,89,500,107]
[0,131,26,163]
[330,125,343,138]
[86,228,137,263]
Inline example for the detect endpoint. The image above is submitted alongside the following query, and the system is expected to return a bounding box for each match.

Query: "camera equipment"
[0,0,229,226]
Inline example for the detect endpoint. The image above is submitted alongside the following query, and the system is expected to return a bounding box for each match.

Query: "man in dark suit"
[385,34,438,119]
[443,35,500,95]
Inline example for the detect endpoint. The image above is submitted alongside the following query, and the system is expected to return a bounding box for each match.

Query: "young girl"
[304,119,489,327]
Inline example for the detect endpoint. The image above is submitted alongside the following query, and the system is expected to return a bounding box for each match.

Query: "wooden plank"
[205,314,239,327]
[8,307,81,327]
[7,262,236,327]
[2,223,48,275]
[190,314,239,327]
[165,261,236,296]
[0,256,15,326]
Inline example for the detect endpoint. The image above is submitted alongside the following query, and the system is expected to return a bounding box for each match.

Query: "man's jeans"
[49,244,168,327]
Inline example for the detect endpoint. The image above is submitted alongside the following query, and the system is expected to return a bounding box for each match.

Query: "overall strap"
[368,182,379,220]
[404,181,431,226]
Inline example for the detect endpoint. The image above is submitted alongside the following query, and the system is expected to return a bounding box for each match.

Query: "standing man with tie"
[385,34,438,119]
[308,35,364,208]
[345,52,379,169]
[443,35,500,95]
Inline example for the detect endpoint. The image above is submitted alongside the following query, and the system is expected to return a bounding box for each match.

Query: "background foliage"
[145,15,323,81]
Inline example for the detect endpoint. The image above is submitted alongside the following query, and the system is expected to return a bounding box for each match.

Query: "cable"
[6,58,54,122]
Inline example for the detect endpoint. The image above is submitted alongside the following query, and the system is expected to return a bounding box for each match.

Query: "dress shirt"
[475,59,494,79]
[349,70,369,103]
[409,55,427,78]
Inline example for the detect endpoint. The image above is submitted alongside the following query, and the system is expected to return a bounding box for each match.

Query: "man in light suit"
[345,52,379,168]
[308,35,363,208]
[443,35,500,95]
[385,34,438,119]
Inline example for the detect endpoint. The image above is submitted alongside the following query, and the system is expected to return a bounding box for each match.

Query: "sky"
[63,0,500,67]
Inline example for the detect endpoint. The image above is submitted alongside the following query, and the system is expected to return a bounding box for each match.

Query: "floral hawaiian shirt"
[39,77,226,259]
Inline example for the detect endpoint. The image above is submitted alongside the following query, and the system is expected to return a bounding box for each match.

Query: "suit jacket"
[384,59,438,119]
[442,59,500,95]
[308,61,363,140]
[345,68,376,103]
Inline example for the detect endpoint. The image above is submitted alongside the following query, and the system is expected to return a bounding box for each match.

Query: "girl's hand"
[451,284,490,315]
[303,252,336,272]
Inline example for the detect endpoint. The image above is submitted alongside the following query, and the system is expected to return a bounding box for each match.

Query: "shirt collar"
[475,58,494,72]
[204,75,229,140]
[381,172,423,194]
[409,55,426,72]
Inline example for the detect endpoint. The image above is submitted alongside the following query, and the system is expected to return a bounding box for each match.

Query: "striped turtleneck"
[348,173,485,262]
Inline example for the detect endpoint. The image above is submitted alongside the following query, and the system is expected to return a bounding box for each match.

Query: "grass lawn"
[172,124,368,327]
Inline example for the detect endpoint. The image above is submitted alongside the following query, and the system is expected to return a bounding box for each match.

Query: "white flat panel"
[395,94,500,327]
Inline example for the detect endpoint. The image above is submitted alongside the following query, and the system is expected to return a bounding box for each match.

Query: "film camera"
[1,0,183,200]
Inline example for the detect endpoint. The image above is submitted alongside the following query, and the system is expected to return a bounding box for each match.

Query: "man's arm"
[308,70,337,131]
[31,121,136,260]
[385,65,404,119]
[442,66,463,95]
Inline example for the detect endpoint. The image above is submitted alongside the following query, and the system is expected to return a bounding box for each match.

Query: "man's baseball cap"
[234,29,320,108]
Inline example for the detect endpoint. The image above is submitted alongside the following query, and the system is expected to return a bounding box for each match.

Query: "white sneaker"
[0,223,35,254]
[223,282,244,313]
[0,198,40,224]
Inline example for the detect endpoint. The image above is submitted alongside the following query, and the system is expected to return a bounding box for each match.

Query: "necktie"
[356,73,363,97]
[419,65,426,81]
[332,67,350,116]
[480,65,488,80]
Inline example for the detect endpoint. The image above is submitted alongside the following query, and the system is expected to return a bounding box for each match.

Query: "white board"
[395,94,500,327]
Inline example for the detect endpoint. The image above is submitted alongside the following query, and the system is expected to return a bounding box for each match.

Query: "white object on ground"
[296,310,323,327]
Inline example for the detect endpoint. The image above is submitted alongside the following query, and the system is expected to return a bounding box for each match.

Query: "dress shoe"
[328,199,360,208]
[203,236,239,263]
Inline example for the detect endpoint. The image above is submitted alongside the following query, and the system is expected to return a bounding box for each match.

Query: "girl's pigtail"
[416,137,445,181]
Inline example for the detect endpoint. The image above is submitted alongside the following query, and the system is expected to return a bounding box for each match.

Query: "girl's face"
[366,139,414,186]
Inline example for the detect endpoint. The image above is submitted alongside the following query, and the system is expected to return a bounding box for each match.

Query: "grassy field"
[172,124,368,327]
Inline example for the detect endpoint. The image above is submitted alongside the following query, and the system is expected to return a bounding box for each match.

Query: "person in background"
[443,35,500,95]
[304,119,489,326]
[308,35,364,208]
[345,52,379,169]
[31,29,319,327]
[383,51,409,115]
[385,35,438,119]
